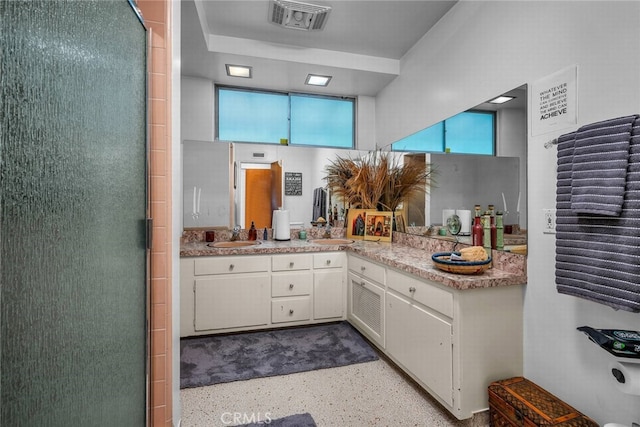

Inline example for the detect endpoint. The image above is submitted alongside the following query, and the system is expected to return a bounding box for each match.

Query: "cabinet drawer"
[348,255,385,284]
[271,297,311,323]
[194,256,269,276]
[272,254,312,271]
[271,271,312,297]
[313,252,345,269]
[387,269,453,318]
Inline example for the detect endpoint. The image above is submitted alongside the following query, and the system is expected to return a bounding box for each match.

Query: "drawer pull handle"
[289,262,294,268]
[409,286,416,293]
[289,284,294,289]
[361,266,366,271]
[228,264,234,271]
[289,309,294,315]
[326,260,331,265]
[360,281,366,287]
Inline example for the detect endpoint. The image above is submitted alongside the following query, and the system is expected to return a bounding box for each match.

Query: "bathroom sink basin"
[309,238,355,245]
[208,241,261,248]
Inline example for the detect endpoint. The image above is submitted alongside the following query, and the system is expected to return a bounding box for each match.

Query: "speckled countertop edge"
[180,239,527,291]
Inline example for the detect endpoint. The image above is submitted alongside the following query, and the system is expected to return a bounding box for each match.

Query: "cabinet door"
[194,273,269,331]
[386,292,453,406]
[314,270,344,320]
[348,272,385,347]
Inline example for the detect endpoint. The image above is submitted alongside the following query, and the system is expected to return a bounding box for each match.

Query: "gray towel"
[570,115,637,216]
[555,116,640,312]
[312,187,326,221]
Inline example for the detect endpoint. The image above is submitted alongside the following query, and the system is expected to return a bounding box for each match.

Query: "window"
[392,110,495,155]
[391,121,444,152]
[217,89,289,144]
[290,94,354,148]
[217,87,355,149]
[445,111,494,155]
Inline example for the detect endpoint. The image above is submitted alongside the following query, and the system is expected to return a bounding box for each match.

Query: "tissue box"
[488,377,598,427]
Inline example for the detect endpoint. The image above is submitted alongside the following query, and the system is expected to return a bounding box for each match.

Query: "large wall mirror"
[395,85,528,252]
[182,85,527,253]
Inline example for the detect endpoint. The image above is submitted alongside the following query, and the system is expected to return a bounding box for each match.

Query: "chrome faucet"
[323,225,332,239]
[230,225,241,241]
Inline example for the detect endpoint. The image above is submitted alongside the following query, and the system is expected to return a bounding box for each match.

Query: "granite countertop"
[180,239,527,291]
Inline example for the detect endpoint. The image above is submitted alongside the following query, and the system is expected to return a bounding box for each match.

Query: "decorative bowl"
[431,251,491,275]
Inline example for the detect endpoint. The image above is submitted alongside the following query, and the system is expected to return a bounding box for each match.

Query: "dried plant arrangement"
[324,150,434,212]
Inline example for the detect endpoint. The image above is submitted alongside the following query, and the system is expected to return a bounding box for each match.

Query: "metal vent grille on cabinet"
[268,0,331,31]
[353,283,381,334]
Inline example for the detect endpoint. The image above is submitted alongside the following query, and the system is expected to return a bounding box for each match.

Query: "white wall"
[171,0,182,424]
[357,95,377,151]
[376,2,640,426]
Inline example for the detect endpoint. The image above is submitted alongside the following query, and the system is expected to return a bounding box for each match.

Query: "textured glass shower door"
[1,1,148,425]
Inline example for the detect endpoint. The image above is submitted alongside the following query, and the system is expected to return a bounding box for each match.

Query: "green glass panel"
[1,1,147,425]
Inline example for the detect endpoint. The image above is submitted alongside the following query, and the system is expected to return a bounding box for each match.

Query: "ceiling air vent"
[268,0,331,31]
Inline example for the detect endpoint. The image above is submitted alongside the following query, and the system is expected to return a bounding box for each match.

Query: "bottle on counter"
[472,211,483,246]
[496,211,504,250]
[483,211,492,258]
[263,227,268,240]
[489,204,497,249]
[248,221,257,241]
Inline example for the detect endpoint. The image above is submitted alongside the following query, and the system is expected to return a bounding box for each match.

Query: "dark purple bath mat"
[180,321,378,388]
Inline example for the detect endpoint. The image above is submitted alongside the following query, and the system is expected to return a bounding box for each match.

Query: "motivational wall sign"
[531,65,577,136]
[284,172,302,196]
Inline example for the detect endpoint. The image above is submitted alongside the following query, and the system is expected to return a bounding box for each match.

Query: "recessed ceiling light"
[226,64,252,78]
[305,74,332,86]
[488,96,515,104]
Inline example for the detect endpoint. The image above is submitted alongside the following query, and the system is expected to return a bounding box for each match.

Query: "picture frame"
[394,211,406,233]
[364,211,393,242]
[346,208,369,240]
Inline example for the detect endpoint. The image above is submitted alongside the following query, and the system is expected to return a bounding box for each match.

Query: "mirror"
[182,85,527,252]
[395,85,528,251]
[183,141,232,228]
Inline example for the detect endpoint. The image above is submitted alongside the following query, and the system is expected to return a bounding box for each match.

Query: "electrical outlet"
[543,208,556,234]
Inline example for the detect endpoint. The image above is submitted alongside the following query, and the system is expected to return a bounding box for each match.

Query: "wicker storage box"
[488,377,598,427]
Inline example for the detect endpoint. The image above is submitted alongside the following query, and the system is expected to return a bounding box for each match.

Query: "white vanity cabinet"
[346,254,523,420]
[347,254,386,348]
[181,252,346,337]
[183,256,270,335]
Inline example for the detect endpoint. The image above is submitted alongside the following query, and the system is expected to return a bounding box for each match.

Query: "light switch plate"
[543,208,556,234]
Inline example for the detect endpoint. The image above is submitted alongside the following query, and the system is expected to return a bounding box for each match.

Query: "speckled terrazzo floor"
[180,357,489,427]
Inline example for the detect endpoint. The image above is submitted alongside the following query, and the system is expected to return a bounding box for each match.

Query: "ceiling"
[181,0,458,97]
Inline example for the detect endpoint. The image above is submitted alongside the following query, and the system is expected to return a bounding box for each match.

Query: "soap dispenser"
[248,222,257,241]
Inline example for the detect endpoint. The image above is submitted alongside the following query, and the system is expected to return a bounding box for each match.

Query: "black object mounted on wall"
[577,326,640,359]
